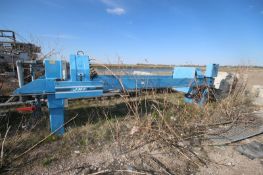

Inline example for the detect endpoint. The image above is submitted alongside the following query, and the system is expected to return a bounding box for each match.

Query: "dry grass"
[0,67,256,174]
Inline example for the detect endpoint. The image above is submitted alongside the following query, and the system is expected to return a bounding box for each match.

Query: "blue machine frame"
[14,54,219,135]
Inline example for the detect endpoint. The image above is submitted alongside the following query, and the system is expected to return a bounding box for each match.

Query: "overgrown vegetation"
[0,68,256,174]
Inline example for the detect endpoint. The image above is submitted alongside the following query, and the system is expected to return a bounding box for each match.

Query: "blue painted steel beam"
[93,75,194,91]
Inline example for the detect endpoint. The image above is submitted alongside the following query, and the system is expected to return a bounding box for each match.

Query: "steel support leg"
[47,95,65,135]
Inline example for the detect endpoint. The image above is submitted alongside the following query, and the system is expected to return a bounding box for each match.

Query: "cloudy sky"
[1,0,263,65]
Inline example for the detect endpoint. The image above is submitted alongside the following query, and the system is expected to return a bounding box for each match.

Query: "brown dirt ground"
[246,69,263,89]
[198,67,263,175]
[198,136,263,175]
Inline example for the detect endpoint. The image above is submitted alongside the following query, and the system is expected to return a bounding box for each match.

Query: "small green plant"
[46,135,61,143]
[42,156,57,166]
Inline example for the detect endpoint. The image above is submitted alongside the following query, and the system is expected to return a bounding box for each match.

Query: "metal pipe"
[30,64,35,81]
[0,100,35,107]
[16,60,24,88]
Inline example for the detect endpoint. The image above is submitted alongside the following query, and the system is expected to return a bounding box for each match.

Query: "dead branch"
[13,114,79,161]
[1,126,11,167]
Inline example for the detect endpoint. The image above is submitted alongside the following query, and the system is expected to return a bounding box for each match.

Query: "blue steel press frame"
[14,54,219,135]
